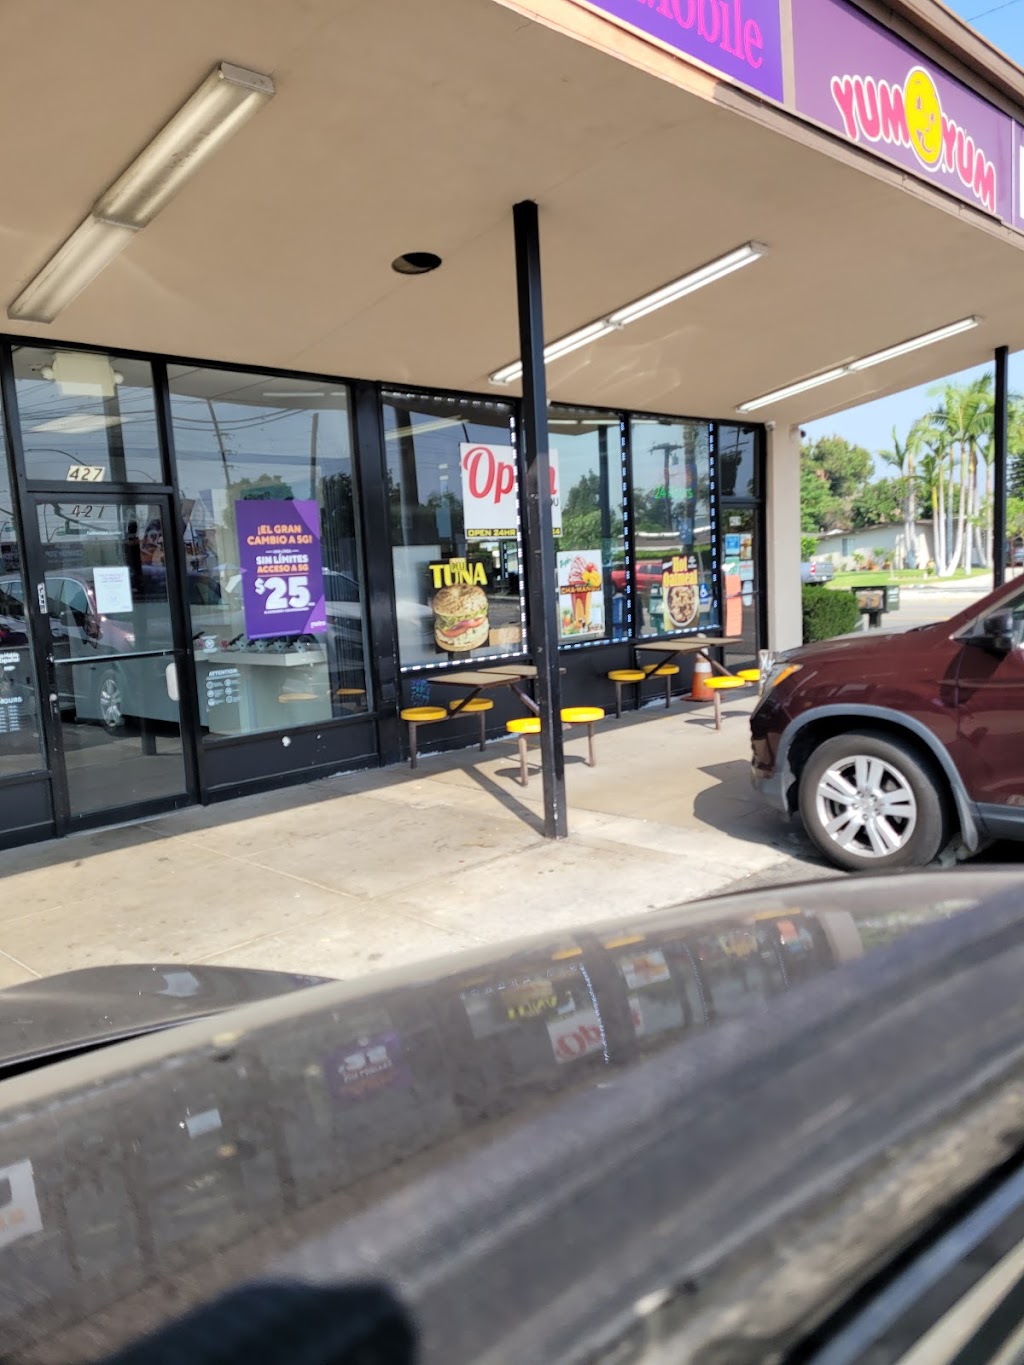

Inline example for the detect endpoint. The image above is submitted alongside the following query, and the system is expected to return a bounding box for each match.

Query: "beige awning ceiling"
[2,0,1023,426]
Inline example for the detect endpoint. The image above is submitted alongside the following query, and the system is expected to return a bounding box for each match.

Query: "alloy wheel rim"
[814,754,918,859]
[99,677,123,728]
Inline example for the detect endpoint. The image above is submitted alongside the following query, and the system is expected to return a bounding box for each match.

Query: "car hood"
[0,962,329,1072]
[4,870,1024,1364]
[782,620,948,667]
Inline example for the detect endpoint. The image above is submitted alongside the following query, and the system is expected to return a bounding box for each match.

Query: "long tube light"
[9,62,274,324]
[489,241,767,386]
[737,317,981,413]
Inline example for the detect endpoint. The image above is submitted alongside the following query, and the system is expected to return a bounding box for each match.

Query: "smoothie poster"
[557,551,604,640]
[235,498,327,639]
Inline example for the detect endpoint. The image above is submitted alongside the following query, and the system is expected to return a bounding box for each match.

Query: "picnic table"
[634,636,737,678]
[431,665,543,716]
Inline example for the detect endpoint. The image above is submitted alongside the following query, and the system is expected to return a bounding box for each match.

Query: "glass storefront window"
[629,417,717,637]
[0,437,43,777]
[167,368,368,740]
[717,423,759,500]
[549,407,627,645]
[384,392,522,669]
[13,347,163,485]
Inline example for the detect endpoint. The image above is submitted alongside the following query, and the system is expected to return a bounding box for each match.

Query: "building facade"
[0,0,1023,844]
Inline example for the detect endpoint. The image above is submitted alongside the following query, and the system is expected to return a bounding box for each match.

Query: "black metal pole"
[513,199,567,840]
[994,345,1008,589]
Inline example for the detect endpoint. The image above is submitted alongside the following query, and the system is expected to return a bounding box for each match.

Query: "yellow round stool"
[399,705,448,769]
[643,662,680,708]
[449,696,495,751]
[702,676,748,732]
[736,669,761,683]
[506,716,542,786]
[561,705,605,768]
[607,668,647,719]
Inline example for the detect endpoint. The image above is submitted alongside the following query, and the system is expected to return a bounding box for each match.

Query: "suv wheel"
[798,732,948,871]
[95,667,126,733]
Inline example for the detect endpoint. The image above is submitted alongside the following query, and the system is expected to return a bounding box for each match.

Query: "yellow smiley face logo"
[904,67,942,168]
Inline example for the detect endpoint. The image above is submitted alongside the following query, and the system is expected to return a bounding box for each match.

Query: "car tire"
[94,666,127,734]
[798,732,949,872]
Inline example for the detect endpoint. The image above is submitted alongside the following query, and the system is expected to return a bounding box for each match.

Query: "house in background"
[814,523,935,571]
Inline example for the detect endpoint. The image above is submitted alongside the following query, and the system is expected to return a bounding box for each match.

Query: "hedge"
[802,585,860,644]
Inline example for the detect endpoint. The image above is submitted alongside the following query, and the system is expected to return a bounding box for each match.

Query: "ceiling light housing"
[94,63,274,229]
[391,252,443,276]
[489,242,767,385]
[846,317,981,372]
[737,317,982,414]
[9,62,274,324]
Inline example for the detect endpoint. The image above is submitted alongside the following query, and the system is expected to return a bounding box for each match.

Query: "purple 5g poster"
[235,499,327,638]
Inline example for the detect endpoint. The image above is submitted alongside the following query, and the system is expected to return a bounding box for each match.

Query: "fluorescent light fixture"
[489,242,767,385]
[737,369,849,413]
[491,321,617,386]
[8,62,274,324]
[606,243,767,326]
[94,63,275,229]
[9,218,136,325]
[385,417,466,441]
[31,414,122,434]
[846,316,980,371]
[737,316,982,413]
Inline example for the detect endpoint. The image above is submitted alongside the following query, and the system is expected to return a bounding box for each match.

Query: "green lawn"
[828,568,991,588]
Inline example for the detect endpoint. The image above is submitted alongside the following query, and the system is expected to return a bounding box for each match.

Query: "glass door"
[33,496,191,823]
[719,506,763,671]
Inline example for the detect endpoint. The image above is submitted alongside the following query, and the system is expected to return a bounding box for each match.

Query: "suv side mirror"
[971,609,1016,655]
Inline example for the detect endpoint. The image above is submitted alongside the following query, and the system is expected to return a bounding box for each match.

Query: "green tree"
[849,477,903,529]
[804,435,873,499]
[880,422,925,568]
[926,375,993,573]
[558,470,623,551]
[800,462,841,533]
[800,434,872,533]
[1007,495,1024,543]
[1008,397,1024,499]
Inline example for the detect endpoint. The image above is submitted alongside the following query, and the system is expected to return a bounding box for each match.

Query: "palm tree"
[881,422,926,568]
[926,376,994,574]
[910,413,950,574]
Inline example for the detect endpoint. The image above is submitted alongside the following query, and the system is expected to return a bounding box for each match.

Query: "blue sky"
[802,0,1024,469]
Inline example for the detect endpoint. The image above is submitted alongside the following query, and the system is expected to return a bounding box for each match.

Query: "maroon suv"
[751,575,1024,871]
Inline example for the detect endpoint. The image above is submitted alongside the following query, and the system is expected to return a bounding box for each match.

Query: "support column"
[513,199,567,840]
[765,422,803,652]
[993,345,1008,589]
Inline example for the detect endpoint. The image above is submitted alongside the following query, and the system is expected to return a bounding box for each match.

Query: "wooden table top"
[635,637,732,654]
[478,664,539,678]
[431,670,532,687]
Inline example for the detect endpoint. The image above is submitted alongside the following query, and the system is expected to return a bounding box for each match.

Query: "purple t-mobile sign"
[792,0,1013,225]
[571,0,784,102]
[1014,123,1024,233]
[235,499,326,639]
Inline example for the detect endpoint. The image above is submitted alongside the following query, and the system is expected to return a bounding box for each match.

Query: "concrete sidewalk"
[0,695,828,988]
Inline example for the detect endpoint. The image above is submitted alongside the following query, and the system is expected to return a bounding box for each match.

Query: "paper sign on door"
[93,565,133,614]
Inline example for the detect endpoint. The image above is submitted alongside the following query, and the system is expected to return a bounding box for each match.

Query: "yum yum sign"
[792,0,1014,225]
